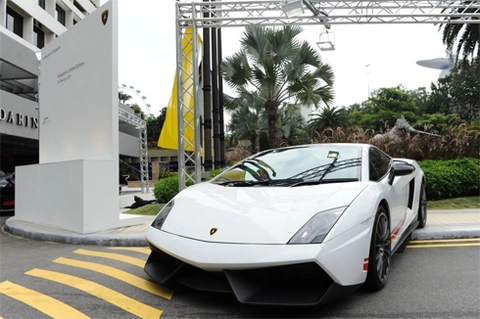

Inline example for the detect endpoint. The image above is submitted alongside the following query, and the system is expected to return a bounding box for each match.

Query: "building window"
[6,7,23,37]
[34,26,45,49]
[37,0,46,9]
[73,1,86,14]
[56,5,66,26]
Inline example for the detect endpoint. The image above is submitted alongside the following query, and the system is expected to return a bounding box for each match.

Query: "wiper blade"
[290,178,359,187]
[219,178,304,187]
[219,180,270,187]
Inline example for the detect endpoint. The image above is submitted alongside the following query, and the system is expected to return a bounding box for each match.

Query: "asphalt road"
[1,215,479,319]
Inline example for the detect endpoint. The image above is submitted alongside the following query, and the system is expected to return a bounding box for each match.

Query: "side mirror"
[388,161,415,185]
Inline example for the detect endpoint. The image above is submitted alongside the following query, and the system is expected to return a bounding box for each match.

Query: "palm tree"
[439,1,480,64]
[224,92,266,153]
[306,105,348,136]
[222,25,335,149]
[118,91,132,104]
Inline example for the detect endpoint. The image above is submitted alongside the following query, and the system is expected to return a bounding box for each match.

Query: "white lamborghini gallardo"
[145,143,427,306]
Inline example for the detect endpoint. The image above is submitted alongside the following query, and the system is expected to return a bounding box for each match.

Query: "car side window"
[369,148,391,181]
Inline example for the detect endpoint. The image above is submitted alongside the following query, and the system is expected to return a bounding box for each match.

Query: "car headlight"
[151,200,174,230]
[288,206,347,244]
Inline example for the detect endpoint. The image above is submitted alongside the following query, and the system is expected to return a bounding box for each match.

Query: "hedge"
[153,175,194,203]
[418,158,480,200]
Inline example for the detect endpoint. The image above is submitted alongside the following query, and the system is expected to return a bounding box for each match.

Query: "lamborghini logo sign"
[101,10,109,25]
[210,228,218,235]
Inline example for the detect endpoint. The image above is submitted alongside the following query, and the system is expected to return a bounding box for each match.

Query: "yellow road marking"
[410,238,480,244]
[108,247,151,255]
[408,238,480,248]
[25,269,163,319]
[74,249,145,267]
[0,280,89,319]
[408,243,480,248]
[54,257,173,300]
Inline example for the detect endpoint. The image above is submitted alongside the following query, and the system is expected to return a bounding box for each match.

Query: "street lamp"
[317,29,335,51]
[282,0,304,18]
[282,0,324,17]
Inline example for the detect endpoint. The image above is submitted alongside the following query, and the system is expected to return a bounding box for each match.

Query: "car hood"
[161,182,368,244]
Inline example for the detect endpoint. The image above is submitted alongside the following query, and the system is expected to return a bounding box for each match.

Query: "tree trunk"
[265,101,280,149]
[253,128,261,154]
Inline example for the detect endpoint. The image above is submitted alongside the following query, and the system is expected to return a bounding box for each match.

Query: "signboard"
[39,1,118,163]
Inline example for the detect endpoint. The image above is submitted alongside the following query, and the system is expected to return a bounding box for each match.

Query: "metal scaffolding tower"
[118,108,149,193]
[175,0,480,190]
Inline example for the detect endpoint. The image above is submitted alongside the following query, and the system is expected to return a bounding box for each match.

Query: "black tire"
[364,206,391,291]
[417,180,427,229]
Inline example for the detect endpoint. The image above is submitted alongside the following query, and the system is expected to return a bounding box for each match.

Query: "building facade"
[0,0,103,173]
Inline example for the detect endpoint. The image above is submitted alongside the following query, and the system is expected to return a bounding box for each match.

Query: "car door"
[368,148,408,245]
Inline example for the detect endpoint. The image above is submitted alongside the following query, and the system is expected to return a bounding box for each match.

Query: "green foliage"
[146,107,167,146]
[419,158,480,200]
[123,203,165,216]
[222,25,334,149]
[153,175,194,203]
[347,86,420,132]
[428,59,480,124]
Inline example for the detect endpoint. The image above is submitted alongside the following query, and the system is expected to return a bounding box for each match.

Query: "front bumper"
[145,244,361,306]
[144,223,372,305]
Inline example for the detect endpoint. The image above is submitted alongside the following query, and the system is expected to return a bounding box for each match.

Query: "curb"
[3,218,148,246]
[412,226,480,240]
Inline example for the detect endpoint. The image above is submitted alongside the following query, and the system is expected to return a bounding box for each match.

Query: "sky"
[117,0,448,117]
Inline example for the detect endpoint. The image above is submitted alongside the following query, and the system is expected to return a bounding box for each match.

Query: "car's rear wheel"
[417,180,427,228]
[365,206,391,291]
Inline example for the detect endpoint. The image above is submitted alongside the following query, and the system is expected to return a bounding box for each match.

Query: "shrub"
[153,175,194,203]
[419,158,480,200]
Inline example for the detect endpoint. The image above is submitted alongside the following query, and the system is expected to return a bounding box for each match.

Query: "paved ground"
[2,189,479,246]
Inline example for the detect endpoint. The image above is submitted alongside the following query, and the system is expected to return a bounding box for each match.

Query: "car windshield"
[211,145,362,187]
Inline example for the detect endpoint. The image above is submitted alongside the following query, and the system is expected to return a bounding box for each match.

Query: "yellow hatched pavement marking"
[54,257,173,300]
[74,249,145,267]
[108,247,151,255]
[0,280,89,319]
[25,269,163,319]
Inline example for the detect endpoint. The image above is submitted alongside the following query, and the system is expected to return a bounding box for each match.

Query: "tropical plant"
[224,92,266,153]
[345,86,419,132]
[306,105,349,137]
[222,25,334,149]
[118,91,132,104]
[146,107,167,146]
[438,1,480,65]
[427,59,480,123]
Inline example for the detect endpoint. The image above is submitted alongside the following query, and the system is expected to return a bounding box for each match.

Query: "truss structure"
[175,0,480,190]
[118,108,149,193]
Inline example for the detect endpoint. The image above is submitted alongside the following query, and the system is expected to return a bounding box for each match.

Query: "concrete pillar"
[152,160,159,181]
[0,0,7,27]
[23,16,34,44]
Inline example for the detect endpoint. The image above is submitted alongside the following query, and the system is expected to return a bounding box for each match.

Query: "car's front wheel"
[365,206,391,291]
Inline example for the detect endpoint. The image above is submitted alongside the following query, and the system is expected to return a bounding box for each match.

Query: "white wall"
[39,1,118,163]
[15,1,142,233]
